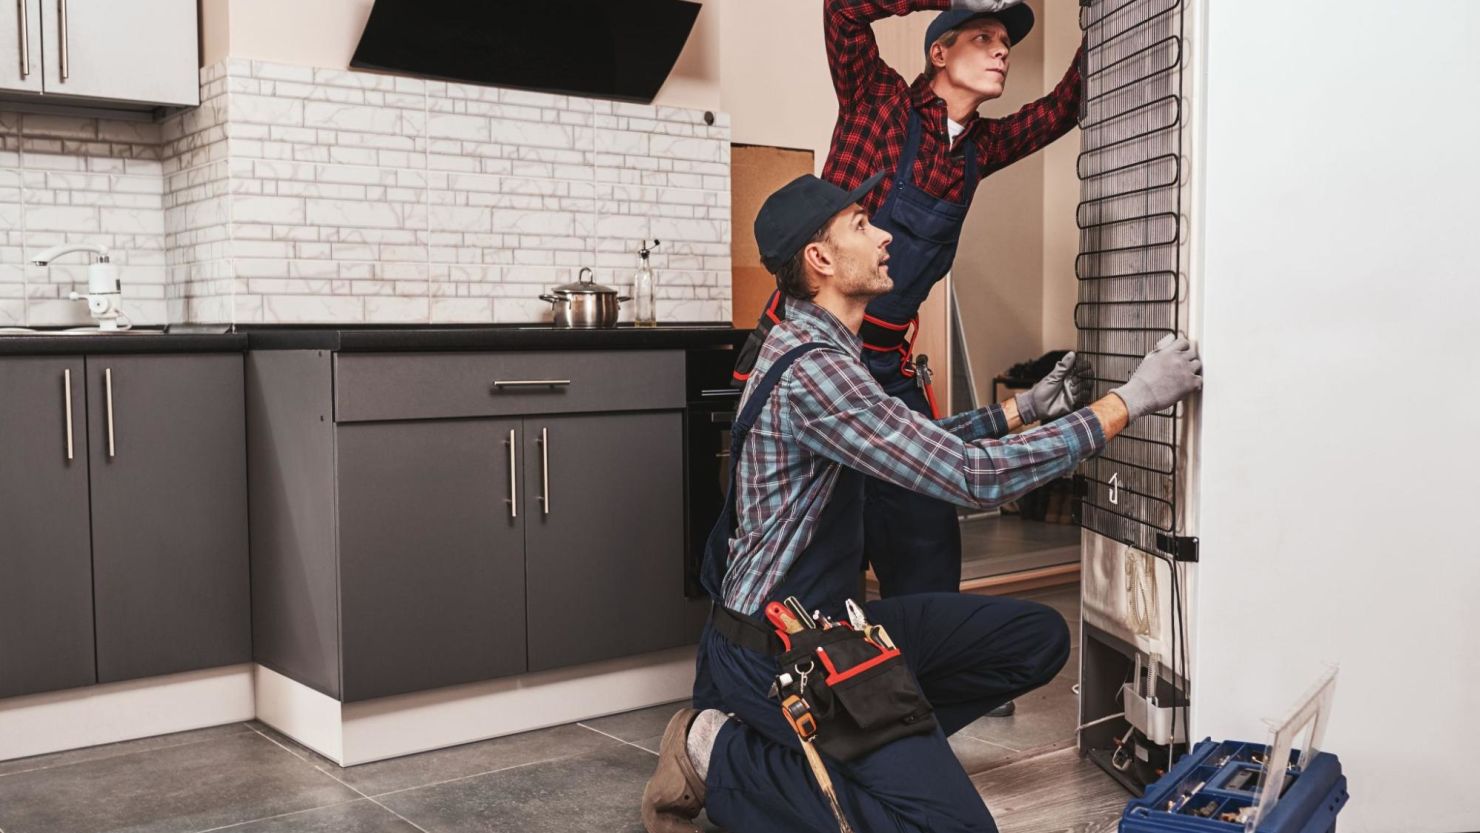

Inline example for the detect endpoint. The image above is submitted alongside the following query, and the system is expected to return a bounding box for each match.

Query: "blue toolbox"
[1121,670,1347,832]
[1120,738,1348,832]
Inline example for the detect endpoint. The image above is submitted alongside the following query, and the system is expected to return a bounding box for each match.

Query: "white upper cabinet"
[2,0,198,108]
[0,0,44,93]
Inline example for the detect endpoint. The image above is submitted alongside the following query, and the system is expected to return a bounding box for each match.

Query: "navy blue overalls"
[693,343,1070,833]
[734,111,982,599]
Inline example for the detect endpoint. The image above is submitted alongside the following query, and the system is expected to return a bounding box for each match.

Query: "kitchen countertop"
[0,324,748,355]
[0,329,249,355]
[239,323,750,352]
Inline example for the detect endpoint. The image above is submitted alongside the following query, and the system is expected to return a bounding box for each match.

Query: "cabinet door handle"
[63,368,73,461]
[17,0,30,79]
[56,0,67,81]
[506,428,517,519]
[491,379,571,390]
[538,427,550,515]
[104,367,115,458]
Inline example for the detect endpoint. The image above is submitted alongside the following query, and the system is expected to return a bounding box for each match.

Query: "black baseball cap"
[755,171,886,273]
[924,4,1035,60]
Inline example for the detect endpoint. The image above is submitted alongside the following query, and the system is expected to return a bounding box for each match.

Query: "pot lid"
[550,267,620,295]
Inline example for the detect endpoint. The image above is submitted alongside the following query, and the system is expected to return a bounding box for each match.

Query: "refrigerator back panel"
[1075,0,1189,559]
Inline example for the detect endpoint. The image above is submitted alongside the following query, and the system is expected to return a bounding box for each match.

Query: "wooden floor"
[963,583,1129,833]
[974,748,1126,833]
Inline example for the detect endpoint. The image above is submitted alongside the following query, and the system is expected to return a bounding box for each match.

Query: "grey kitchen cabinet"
[0,0,198,107]
[0,357,96,698]
[0,352,248,696]
[249,348,695,702]
[337,419,528,702]
[524,411,687,672]
[87,354,250,683]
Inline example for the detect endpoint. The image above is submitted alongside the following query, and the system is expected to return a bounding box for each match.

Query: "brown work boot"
[641,707,706,833]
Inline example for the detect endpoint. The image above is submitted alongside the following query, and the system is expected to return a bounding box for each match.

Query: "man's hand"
[1015,352,1093,424]
[1110,335,1203,422]
[951,0,1026,12]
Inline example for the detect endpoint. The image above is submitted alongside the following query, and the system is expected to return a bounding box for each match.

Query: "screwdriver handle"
[766,601,805,634]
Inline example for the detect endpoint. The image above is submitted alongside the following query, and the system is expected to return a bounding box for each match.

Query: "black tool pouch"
[775,626,937,762]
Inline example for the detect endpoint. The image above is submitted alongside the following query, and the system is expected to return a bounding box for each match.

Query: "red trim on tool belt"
[817,645,902,686]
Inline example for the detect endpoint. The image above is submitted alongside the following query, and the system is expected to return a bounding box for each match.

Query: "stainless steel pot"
[540,267,630,328]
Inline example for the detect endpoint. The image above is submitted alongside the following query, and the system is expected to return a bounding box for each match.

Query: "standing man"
[643,176,1201,833]
[734,0,1089,600]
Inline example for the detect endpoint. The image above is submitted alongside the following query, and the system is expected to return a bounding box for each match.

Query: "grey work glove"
[950,0,1025,11]
[1015,351,1093,424]
[1111,335,1203,422]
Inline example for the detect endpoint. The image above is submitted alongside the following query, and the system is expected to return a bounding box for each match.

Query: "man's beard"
[838,254,892,299]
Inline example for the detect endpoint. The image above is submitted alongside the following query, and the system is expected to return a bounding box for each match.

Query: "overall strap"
[898,107,982,204]
[732,342,831,446]
[700,340,832,602]
[894,109,925,191]
[960,132,981,202]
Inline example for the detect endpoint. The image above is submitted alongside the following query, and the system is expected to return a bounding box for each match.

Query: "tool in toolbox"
[1119,669,1345,833]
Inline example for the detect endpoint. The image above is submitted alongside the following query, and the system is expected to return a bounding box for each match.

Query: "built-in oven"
[683,346,743,599]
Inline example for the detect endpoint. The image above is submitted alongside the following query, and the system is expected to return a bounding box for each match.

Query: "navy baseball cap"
[924,3,1035,61]
[755,171,886,273]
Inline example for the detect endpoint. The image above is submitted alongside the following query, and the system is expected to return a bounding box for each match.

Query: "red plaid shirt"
[822,0,1084,212]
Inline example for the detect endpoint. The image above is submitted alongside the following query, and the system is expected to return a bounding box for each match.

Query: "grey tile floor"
[0,586,1125,833]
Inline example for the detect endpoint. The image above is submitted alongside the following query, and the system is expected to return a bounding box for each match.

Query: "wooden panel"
[730,144,814,328]
[334,350,684,423]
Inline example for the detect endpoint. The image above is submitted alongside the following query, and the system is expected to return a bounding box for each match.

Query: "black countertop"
[239,323,750,352]
[0,329,248,355]
[0,324,748,355]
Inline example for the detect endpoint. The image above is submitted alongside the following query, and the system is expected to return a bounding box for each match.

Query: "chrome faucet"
[30,242,123,330]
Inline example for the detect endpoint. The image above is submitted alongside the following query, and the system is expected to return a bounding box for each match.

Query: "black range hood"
[351,0,702,104]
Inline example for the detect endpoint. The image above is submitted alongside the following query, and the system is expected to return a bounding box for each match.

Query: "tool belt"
[710,601,938,762]
[709,603,782,653]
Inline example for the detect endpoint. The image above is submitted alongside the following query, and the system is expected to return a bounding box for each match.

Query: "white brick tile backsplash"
[1,58,730,326]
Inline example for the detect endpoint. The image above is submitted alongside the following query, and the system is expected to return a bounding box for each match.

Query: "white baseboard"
[0,650,697,767]
[0,665,255,763]
[252,665,345,763]
[257,648,697,766]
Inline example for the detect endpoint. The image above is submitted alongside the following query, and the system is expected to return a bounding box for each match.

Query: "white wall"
[1192,3,1480,832]
[201,0,726,119]
[716,0,834,164]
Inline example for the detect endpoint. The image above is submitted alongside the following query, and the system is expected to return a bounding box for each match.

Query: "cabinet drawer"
[334,350,685,422]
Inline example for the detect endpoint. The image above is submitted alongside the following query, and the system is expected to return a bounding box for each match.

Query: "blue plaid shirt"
[722,300,1107,615]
